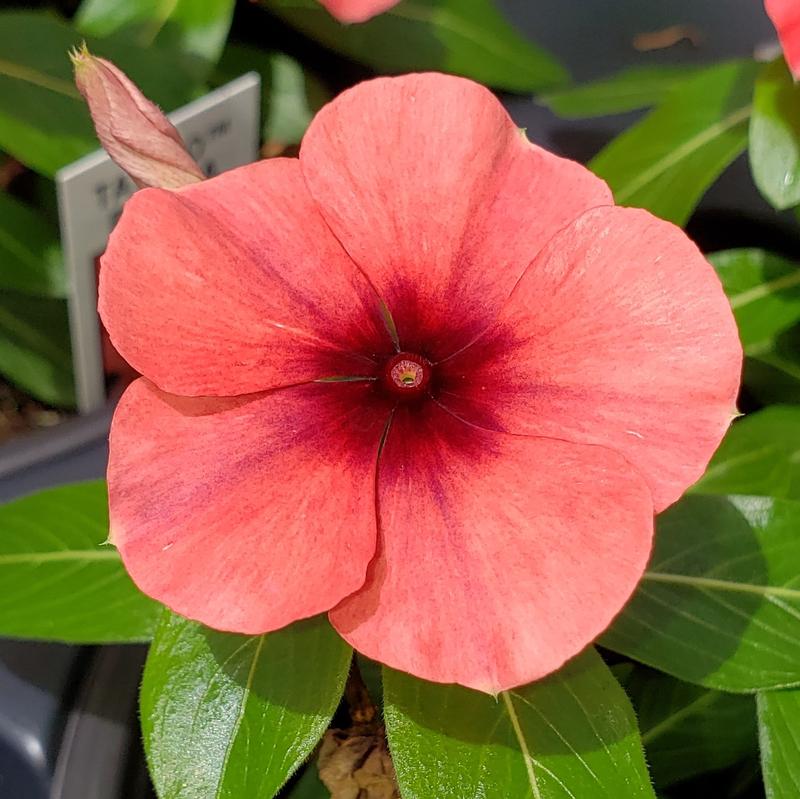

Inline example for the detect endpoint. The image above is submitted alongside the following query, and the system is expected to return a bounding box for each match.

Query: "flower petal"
[318,0,400,23]
[439,206,742,512]
[300,73,612,359]
[108,378,391,633]
[330,403,654,693]
[99,158,392,396]
[766,0,800,79]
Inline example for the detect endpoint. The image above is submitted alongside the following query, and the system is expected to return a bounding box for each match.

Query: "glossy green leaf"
[0,481,158,642]
[0,192,65,297]
[709,249,800,349]
[75,0,235,66]
[603,494,800,692]
[0,291,75,406]
[384,648,656,799]
[749,59,800,210]
[0,10,200,176]
[590,60,757,225]
[758,689,800,798]
[141,612,351,799]
[539,64,702,119]
[620,666,757,788]
[261,0,567,93]
[696,406,800,499]
[709,249,800,406]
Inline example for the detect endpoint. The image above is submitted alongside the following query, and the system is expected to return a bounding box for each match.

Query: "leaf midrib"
[501,691,543,799]
[755,350,800,380]
[138,0,179,46]
[214,635,265,799]
[643,571,800,601]
[700,444,793,482]
[729,268,800,309]
[0,549,117,565]
[0,303,71,363]
[0,56,79,98]
[639,689,719,745]
[612,103,751,202]
[388,3,541,70]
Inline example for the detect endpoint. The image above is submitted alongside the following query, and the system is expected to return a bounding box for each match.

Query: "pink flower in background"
[98,72,741,693]
[766,0,800,78]
[317,0,399,23]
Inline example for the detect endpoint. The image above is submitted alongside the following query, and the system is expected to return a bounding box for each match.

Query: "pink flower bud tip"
[71,44,204,189]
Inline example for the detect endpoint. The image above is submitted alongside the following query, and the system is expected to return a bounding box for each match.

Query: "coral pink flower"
[102,73,741,693]
[766,0,800,78]
[317,0,399,23]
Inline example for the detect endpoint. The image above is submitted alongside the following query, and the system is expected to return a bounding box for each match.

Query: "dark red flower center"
[382,352,432,399]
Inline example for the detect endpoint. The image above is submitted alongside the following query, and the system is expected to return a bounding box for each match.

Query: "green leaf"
[696,406,800,500]
[141,612,351,799]
[745,330,800,405]
[539,64,702,119]
[749,58,800,210]
[709,249,800,350]
[0,192,65,297]
[0,481,158,642]
[709,249,800,405]
[264,53,327,148]
[0,10,200,177]
[261,0,567,93]
[216,44,328,149]
[590,60,757,225]
[384,648,656,799]
[75,0,235,66]
[603,494,800,693]
[758,689,800,798]
[619,666,757,788]
[0,291,75,406]
[356,654,383,711]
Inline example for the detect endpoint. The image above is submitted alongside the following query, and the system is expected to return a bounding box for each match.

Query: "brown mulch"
[316,660,400,799]
[318,728,399,799]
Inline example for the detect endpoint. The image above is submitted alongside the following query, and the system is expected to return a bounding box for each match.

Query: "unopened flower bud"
[71,44,204,189]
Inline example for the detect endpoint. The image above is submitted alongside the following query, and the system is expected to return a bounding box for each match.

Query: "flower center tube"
[382,352,432,399]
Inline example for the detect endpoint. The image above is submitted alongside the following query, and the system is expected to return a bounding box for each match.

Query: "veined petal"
[300,73,612,360]
[330,403,654,693]
[318,0,400,23]
[99,158,392,397]
[108,378,391,633]
[440,206,742,512]
[766,0,800,79]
